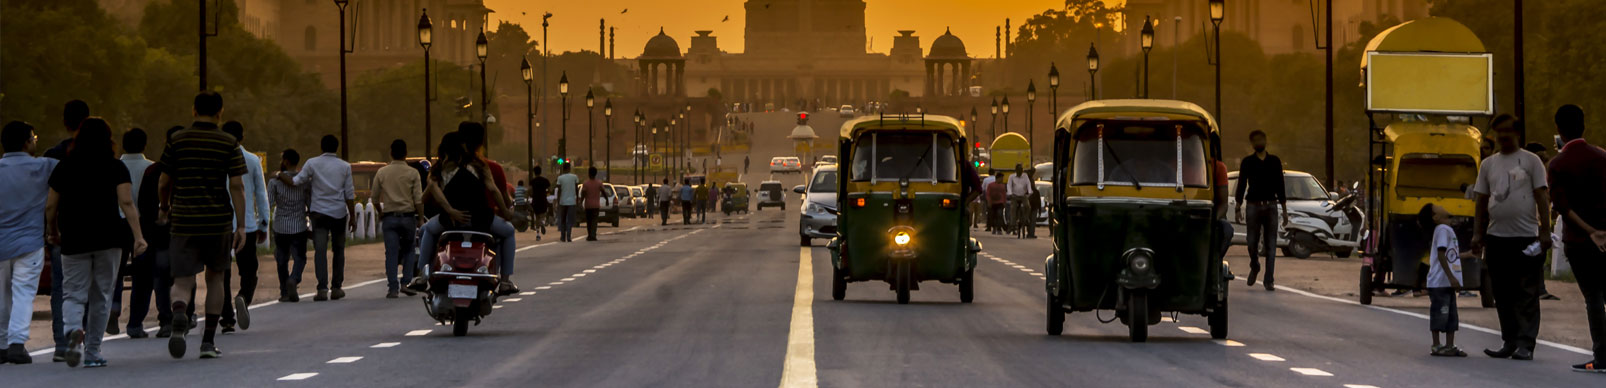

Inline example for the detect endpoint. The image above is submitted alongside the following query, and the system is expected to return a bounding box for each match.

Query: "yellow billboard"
[1366,52,1493,115]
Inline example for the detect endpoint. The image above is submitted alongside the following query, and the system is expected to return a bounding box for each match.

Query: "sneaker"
[52,349,64,362]
[169,312,190,359]
[82,358,107,368]
[1573,361,1605,373]
[106,312,120,335]
[497,280,520,296]
[233,296,251,330]
[127,326,148,339]
[221,325,235,334]
[198,343,221,359]
[155,323,172,338]
[314,290,329,301]
[385,291,399,299]
[6,343,32,364]
[64,329,84,367]
[331,289,346,300]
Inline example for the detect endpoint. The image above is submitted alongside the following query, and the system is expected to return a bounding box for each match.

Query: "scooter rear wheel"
[452,307,472,337]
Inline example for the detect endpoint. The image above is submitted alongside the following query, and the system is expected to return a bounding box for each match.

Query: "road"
[5,112,1600,387]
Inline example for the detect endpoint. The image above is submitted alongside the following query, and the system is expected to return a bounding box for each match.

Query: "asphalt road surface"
[5,112,1600,387]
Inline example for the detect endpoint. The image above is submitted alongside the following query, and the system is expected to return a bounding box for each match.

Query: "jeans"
[381,215,419,293]
[0,249,44,346]
[274,232,308,297]
[222,231,262,326]
[50,246,64,352]
[310,213,348,291]
[416,216,517,277]
[682,200,693,225]
[1486,235,1544,349]
[585,208,600,240]
[1568,243,1606,362]
[660,201,671,225]
[557,205,578,241]
[126,250,172,330]
[61,248,120,358]
[1245,202,1278,285]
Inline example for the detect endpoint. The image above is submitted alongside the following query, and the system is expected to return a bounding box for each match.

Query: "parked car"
[1226,170,1358,258]
[599,184,621,227]
[1035,180,1051,226]
[769,156,802,173]
[756,181,787,210]
[628,185,648,218]
[797,165,839,246]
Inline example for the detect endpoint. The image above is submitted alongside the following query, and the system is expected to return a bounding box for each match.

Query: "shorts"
[169,234,233,277]
[1428,287,1459,332]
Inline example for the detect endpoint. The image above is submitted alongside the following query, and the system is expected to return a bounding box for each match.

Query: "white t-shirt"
[1427,224,1464,289]
[1472,150,1548,237]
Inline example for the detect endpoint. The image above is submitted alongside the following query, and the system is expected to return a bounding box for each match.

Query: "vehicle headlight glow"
[894,232,912,246]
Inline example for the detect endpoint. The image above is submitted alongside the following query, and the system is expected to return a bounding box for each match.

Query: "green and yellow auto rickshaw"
[723,182,749,215]
[1045,99,1231,342]
[828,114,981,304]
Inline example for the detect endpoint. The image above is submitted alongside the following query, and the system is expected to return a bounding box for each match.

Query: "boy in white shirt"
[1424,203,1476,357]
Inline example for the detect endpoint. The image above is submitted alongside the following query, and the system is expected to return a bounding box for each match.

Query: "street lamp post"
[671,117,679,178]
[1048,63,1060,134]
[989,99,999,141]
[633,111,641,184]
[653,124,660,184]
[1209,0,1225,121]
[1087,44,1100,101]
[522,58,534,174]
[541,13,551,166]
[1140,16,1154,99]
[1001,96,1011,134]
[559,72,570,163]
[1026,80,1036,155]
[585,89,595,166]
[969,107,980,162]
[335,0,355,159]
[605,99,613,179]
[418,9,433,158]
[476,31,489,126]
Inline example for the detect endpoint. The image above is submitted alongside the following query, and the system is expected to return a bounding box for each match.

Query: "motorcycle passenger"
[407,126,518,295]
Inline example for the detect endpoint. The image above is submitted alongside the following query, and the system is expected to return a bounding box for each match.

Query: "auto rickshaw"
[1045,99,1231,342]
[828,114,981,304]
[1355,17,1495,307]
[723,182,749,215]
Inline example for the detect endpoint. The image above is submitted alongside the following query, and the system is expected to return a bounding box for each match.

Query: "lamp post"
[1140,16,1154,99]
[418,9,433,158]
[522,58,534,174]
[1026,81,1036,153]
[652,124,660,184]
[559,72,570,163]
[1001,96,1011,135]
[1087,44,1100,101]
[199,0,219,89]
[633,110,641,184]
[585,89,595,166]
[671,117,679,178]
[476,31,489,125]
[335,0,355,159]
[604,99,613,179]
[1048,63,1060,133]
[1209,0,1225,121]
[969,107,980,161]
[541,13,551,166]
[989,99,999,141]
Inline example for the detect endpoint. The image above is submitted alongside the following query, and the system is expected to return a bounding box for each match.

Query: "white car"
[1226,170,1357,258]
[838,105,855,118]
[770,156,802,173]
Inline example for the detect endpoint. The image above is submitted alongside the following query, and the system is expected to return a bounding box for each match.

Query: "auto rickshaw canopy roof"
[1360,17,1487,69]
[1383,121,1483,148]
[840,114,967,140]
[1056,99,1219,135]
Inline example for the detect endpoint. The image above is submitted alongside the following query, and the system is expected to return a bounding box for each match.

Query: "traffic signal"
[797,112,809,125]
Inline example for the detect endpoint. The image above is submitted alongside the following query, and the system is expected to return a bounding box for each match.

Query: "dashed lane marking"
[504,298,523,302]
[519,291,537,296]
[278,373,318,381]
[404,330,431,336]
[1273,284,1591,355]
[1290,368,1333,377]
[1178,326,1209,335]
[1343,385,1380,388]
[536,286,553,290]
[370,342,400,348]
[1214,339,1246,347]
[327,357,362,364]
[1248,353,1286,362]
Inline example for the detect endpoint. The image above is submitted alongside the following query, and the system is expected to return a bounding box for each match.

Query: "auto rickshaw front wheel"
[959,269,974,303]
[1047,293,1065,336]
[1127,291,1149,343]
[894,263,912,305]
[831,267,846,301]
[1209,291,1229,339]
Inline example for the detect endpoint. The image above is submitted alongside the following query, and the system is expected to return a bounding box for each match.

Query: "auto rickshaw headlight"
[894,232,912,246]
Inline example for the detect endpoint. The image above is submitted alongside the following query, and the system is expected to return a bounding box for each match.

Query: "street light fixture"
[1209,0,1225,121]
[1087,44,1100,101]
[418,9,434,158]
[604,99,613,177]
[522,58,534,173]
[1140,16,1154,99]
[1048,63,1060,138]
[1026,80,1036,153]
[334,0,356,158]
[989,98,999,141]
[559,72,570,162]
[585,89,595,165]
[476,31,489,127]
[1001,96,1011,135]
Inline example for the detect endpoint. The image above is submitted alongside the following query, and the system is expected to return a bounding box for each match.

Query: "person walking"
[218,121,268,333]
[267,150,310,302]
[986,177,1006,235]
[134,129,182,338]
[1471,115,1551,361]
[115,129,156,338]
[582,167,603,241]
[1234,130,1288,291]
[0,121,58,364]
[658,179,673,225]
[277,135,356,301]
[1546,105,1606,373]
[48,118,148,367]
[530,167,551,239]
[373,140,423,299]
[556,164,579,242]
[695,182,709,224]
[44,99,89,362]
[1006,164,1031,234]
[158,91,248,359]
[680,179,695,225]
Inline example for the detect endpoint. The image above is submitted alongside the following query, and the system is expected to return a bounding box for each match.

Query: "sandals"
[1431,345,1469,357]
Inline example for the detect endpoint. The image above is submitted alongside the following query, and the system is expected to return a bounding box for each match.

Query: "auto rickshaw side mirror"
[793,185,806,194]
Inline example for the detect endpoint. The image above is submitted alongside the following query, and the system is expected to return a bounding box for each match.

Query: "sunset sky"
[483,0,1100,58]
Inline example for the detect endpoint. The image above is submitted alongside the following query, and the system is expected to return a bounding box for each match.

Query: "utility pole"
[1322,0,1335,185]
[198,0,217,90]
[1514,0,1527,144]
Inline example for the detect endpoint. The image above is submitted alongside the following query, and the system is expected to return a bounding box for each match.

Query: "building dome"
[928,28,967,58]
[642,28,682,58]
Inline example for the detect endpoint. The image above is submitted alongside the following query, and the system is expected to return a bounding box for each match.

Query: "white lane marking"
[536,286,553,290]
[560,277,576,281]
[516,242,556,253]
[492,305,504,309]
[371,342,401,348]
[548,282,565,285]
[779,247,818,388]
[1290,368,1333,377]
[278,373,319,381]
[572,273,587,277]
[1343,385,1380,388]
[519,291,537,296]
[583,269,597,273]
[1215,339,1246,347]
[1028,272,1043,277]
[1178,326,1209,335]
[504,298,523,302]
[1273,284,1591,355]
[327,356,363,364]
[404,330,432,336]
[1249,353,1286,362]
[1160,317,1175,322]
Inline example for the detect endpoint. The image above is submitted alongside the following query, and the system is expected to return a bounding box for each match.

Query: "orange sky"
[484,0,1100,58]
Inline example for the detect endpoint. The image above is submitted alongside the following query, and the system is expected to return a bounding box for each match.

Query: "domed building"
[639,28,686,97]
[925,28,971,97]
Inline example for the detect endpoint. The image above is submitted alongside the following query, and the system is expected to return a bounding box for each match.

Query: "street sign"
[650,154,663,167]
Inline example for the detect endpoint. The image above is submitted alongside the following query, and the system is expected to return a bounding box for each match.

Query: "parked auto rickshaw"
[1355,17,1495,307]
[828,114,981,304]
[723,182,750,215]
[1045,99,1231,342]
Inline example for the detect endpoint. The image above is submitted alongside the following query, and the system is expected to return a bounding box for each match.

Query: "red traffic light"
[799,112,808,120]
[974,142,982,148]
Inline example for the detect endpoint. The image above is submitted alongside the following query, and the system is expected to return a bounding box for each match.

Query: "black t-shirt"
[49,157,132,255]
[530,176,552,208]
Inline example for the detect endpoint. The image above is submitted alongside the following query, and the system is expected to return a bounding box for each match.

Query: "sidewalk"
[1225,246,1595,353]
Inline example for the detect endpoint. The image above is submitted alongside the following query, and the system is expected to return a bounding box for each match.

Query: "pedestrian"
[530,167,551,239]
[1421,203,1472,357]
[135,127,187,338]
[268,149,310,302]
[115,129,156,338]
[44,99,89,362]
[658,178,673,225]
[1524,141,1563,302]
[582,167,603,241]
[1471,115,1550,361]
[278,135,355,301]
[696,182,709,223]
[645,183,658,220]
[986,177,1006,235]
[1007,164,1030,234]
[159,91,248,359]
[680,178,695,225]
[372,140,423,299]
[1545,104,1606,373]
[1026,170,1041,238]
[47,118,148,367]
[0,121,58,364]
[1234,130,1288,291]
[556,163,580,242]
[218,121,268,333]
[980,173,998,232]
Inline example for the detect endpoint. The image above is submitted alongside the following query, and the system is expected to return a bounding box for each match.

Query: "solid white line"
[778,247,818,388]
[1274,284,1591,355]
[1289,367,1333,377]
[278,373,319,381]
[1343,385,1380,388]
[327,356,363,364]
[404,330,431,336]
[515,242,556,253]
[1249,353,1286,362]
[371,342,401,348]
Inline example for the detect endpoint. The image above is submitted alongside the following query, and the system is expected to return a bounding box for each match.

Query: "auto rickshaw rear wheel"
[1359,265,1374,305]
[1128,291,1149,343]
[895,264,911,305]
[1209,289,1229,339]
[832,267,846,301]
[959,269,974,303]
[1047,293,1064,336]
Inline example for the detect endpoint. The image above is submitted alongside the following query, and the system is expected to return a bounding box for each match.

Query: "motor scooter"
[1282,183,1366,259]
[421,231,503,336]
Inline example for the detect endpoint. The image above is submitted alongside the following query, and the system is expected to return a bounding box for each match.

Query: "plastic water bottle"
[1523,241,1543,257]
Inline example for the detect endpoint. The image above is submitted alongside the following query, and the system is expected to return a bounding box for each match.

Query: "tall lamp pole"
[1026,80,1037,159]
[541,13,551,165]
[585,89,595,166]
[1001,96,1011,134]
[633,111,641,184]
[969,108,980,163]
[990,99,999,141]
[522,58,535,174]
[558,72,570,163]
[605,99,614,179]
[199,0,218,90]
[1209,0,1225,122]
[1140,16,1154,99]
[476,31,489,124]
[1048,63,1060,132]
[671,117,679,177]
[418,9,433,157]
[335,0,355,159]
[1087,44,1100,101]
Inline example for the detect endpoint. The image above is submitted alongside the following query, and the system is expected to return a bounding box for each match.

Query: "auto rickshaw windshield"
[1395,153,1477,198]
[1069,122,1208,188]
[849,132,958,182]
[810,170,839,192]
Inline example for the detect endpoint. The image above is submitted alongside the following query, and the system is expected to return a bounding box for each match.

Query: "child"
[1422,203,1475,357]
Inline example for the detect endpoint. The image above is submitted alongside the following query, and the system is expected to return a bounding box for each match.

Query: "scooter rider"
[408,126,518,295]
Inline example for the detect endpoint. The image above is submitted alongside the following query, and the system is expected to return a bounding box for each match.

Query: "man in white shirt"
[555,164,580,242]
[1471,116,1551,361]
[276,135,355,302]
[1006,164,1032,232]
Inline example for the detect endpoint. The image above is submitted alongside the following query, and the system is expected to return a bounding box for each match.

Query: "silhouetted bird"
[722,16,730,22]
[621,8,628,14]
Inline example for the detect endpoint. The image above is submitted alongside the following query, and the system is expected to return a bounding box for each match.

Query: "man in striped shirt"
[157,91,247,360]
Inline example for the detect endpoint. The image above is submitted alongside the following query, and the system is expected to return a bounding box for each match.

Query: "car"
[796,165,839,246]
[755,181,787,210]
[614,185,636,218]
[769,156,802,173]
[1035,180,1051,226]
[838,105,855,118]
[598,184,621,227]
[628,185,648,218]
[1225,170,1358,258]
[814,155,838,169]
